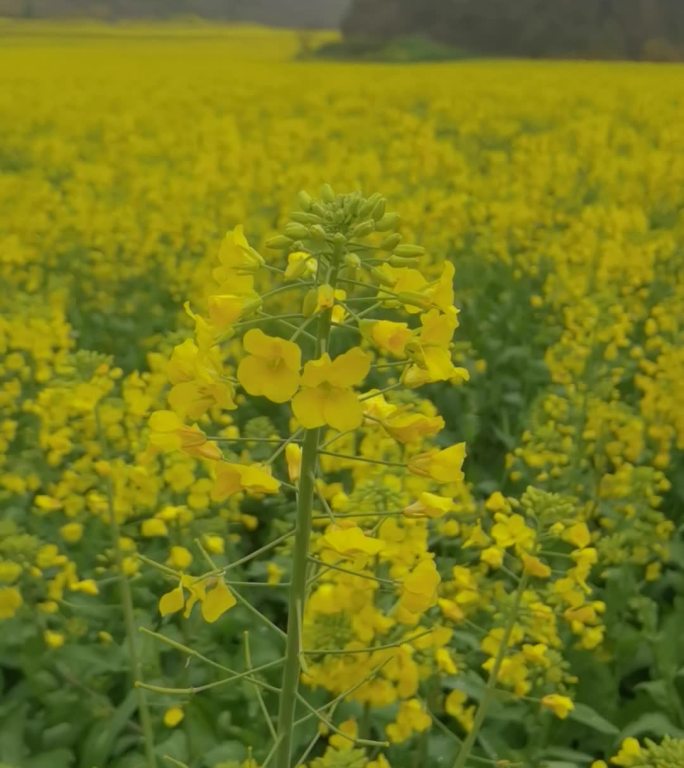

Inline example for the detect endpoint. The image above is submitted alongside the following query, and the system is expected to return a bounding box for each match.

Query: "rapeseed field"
[1,21,684,768]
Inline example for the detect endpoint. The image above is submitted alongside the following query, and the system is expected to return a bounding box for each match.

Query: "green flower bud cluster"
[517,486,577,526]
[266,185,424,271]
[631,737,684,768]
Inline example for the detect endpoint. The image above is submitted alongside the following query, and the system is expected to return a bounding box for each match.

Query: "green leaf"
[633,680,671,711]
[25,749,74,768]
[200,742,245,767]
[620,712,684,740]
[567,703,619,735]
[0,702,28,764]
[79,690,138,768]
[542,746,595,762]
[42,723,75,750]
[544,762,583,768]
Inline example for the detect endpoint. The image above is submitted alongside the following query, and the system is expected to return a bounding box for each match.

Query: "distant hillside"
[0,0,351,28]
[342,0,684,60]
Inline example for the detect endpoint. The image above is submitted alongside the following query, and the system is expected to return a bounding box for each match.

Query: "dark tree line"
[0,0,349,28]
[342,0,684,60]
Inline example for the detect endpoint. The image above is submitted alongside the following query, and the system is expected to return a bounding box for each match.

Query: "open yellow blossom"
[167,546,193,570]
[491,513,535,551]
[365,319,412,357]
[207,292,260,331]
[0,587,23,620]
[214,224,264,278]
[237,329,301,403]
[403,492,454,519]
[212,461,280,500]
[611,738,643,766]
[292,347,371,431]
[168,375,236,421]
[540,693,574,719]
[522,553,552,579]
[59,522,84,544]
[408,443,466,483]
[382,411,444,444]
[141,518,168,538]
[563,522,592,549]
[148,410,222,460]
[159,575,236,623]
[399,558,441,614]
[403,309,468,388]
[322,525,384,558]
[163,706,185,728]
[481,546,504,568]
[43,630,65,649]
[0,562,22,584]
[386,698,431,743]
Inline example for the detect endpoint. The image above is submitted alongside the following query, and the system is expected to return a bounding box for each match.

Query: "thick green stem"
[273,246,342,767]
[274,426,320,767]
[451,577,527,768]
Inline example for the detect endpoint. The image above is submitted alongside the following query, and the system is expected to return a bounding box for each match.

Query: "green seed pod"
[287,254,313,280]
[344,252,361,269]
[371,197,386,221]
[375,212,400,232]
[266,235,293,249]
[357,319,375,339]
[380,233,402,251]
[346,195,361,215]
[290,211,323,225]
[350,219,375,238]
[397,291,432,309]
[358,193,382,218]
[393,243,426,257]
[388,254,421,267]
[370,266,397,287]
[337,265,357,283]
[297,190,312,211]
[320,183,335,203]
[240,298,263,318]
[302,287,319,317]
[284,222,310,240]
[309,224,327,242]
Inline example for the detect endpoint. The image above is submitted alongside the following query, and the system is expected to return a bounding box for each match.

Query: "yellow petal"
[212,463,243,501]
[330,347,371,387]
[163,707,185,728]
[201,579,237,623]
[324,388,363,431]
[292,387,327,428]
[159,584,185,617]
[260,364,300,403]
[149,410,183,432]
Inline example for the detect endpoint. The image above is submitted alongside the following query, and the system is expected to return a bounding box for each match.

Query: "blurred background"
[2,0,684,60]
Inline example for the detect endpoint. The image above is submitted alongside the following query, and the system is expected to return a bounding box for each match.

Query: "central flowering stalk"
[273,238,343,766]
[149,185,469,767]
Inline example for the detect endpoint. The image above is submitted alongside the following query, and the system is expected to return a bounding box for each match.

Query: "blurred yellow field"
[1,22,684,768]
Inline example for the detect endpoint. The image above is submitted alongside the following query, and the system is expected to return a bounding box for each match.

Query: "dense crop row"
[1,22,683,768]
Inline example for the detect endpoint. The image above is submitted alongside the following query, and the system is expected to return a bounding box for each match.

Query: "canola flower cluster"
[148,189,602,767]
[1,22,683,768]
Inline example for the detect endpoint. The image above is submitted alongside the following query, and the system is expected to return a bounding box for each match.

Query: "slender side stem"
[97,411,157,768]
[451,576,527,768]
[274,426,320,768]
[245,631,278,742]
